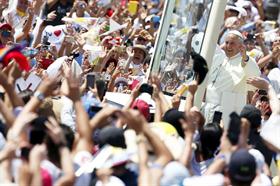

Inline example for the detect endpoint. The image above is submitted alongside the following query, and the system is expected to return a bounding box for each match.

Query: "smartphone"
[128,1,138,16]
[192,27,199,34]
[42,35,49,45]
[90,106,103,113]
[0,92,4,101]
[86,73,95,89]
[246,34,256,40]
[227,112,241,145]
[258,89,267,96]
[139,83,153,95]
[213,111,222,124]
[20,147,31,160]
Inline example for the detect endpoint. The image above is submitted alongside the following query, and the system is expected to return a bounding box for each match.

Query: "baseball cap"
[150,122,185,159]
[131,99,150,120]
[162,109,186,138]
[97,126,127,148]
[0,23,12,30]
[114,77,129,87]
[229,149,256,184]
[240,104,261,130]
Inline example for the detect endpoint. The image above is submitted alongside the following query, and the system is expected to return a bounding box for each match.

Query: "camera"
[41,44,50,51]
[41,35,50,51]
[79,2,86,8]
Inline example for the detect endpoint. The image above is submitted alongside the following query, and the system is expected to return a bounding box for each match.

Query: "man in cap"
[202,30,261,125]
[228,149,257,186]
[0,23,14,46]
[125,44,148,77]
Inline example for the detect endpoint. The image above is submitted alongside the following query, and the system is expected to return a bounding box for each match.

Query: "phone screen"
[227,112,241,145]
[86,74,95,89]
[213,111,222,124]
[0,92,4,101]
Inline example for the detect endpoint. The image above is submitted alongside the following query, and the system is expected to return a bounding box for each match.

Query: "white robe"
[203,49,260,127]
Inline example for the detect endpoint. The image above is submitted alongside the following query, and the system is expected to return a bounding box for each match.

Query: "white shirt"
[60,96,76,131]
[268,67,280,97]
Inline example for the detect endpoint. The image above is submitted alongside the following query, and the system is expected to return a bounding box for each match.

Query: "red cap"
[0,46,31,72]
[131,99,150,120]
[0,23,12,30]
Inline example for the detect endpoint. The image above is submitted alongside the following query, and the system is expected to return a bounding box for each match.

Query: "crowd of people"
[0,0,280,185]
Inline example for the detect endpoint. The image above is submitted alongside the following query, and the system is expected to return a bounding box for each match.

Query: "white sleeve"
[60,97,76,131]
[245,57,261,78]
[245,57,261,91]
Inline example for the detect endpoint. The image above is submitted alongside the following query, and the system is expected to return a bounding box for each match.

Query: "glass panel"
[153,0,213,95]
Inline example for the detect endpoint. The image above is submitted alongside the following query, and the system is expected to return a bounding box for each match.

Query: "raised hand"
[247,77,269,91]
[188,80,198,95]
[126,46,134,58]
[37,76,60,97]
[239,44,247,60]
[47,11,57,21]
[45,117,66,145]
[179,116,195,136]
[61,63,80,102]
[119,109,147,134]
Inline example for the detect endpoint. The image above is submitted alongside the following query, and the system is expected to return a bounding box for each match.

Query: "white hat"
[235,1,252,9]
[226,5,247,18]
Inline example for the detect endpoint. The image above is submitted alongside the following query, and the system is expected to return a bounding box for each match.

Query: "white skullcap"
[228,30,244,40]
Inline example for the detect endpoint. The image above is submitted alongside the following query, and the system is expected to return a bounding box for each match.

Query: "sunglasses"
[1,30,11,37]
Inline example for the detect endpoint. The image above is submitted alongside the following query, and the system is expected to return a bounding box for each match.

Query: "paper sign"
[100,19,128,36]
[46,56,82,78]
[15,73,42,93]
[62,17,98,29]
